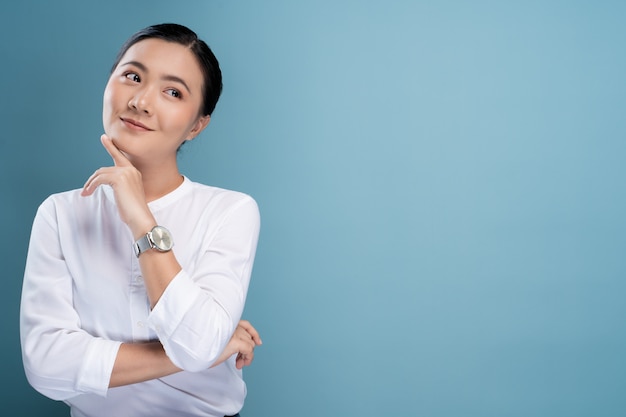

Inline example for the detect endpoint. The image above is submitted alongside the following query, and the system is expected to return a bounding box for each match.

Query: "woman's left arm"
[83,135,261,372]
[81,135,181,308]
[146,195,260,371]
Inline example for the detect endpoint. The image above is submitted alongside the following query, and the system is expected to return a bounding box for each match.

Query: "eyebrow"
[120,60,192,94]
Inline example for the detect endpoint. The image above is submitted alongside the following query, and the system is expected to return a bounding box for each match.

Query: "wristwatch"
[133,225,174,257]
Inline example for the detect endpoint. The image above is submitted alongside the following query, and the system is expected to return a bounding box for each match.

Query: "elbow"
[21,338,74,401]
[21,332,115,400]
[23,365,78,401]
[165,338,229,372]
[22,347,63,400]
[162,322,234,372]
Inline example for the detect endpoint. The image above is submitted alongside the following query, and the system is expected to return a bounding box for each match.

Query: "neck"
[136,162,184,202]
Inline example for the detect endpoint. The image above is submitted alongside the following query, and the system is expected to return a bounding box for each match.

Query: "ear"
[185,115,211,141]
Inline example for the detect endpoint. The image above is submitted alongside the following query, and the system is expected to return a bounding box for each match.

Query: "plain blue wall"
[2,1,625,416]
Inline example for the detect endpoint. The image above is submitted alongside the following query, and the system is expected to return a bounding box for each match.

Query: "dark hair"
[111,23,222,116]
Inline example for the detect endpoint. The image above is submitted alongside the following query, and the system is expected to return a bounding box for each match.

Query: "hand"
[234,320,263,369]
[213,320,263,370]
[81,134,155,236]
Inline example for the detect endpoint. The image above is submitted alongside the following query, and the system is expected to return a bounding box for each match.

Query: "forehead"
[119,38,204,90]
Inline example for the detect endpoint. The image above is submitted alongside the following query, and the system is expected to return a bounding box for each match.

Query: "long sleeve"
[148,194,260,371]
[20,199,121,400]
[19,179,260,412]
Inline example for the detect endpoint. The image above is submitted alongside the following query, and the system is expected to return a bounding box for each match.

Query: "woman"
[20,23,261,417]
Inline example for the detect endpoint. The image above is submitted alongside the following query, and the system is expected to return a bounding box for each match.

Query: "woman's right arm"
[109,342,179,387]
[109,320,261,387]
[20,201,121,400]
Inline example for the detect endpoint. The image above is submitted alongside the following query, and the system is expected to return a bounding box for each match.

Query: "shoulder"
[30,188,88,231]
[185,179,258,212]
[37,188,81,213]
[36,187,110,221]
[182,179,260,229]
[41,186,109,208]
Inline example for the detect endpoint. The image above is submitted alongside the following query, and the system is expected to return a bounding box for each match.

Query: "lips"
[120,117,153,131]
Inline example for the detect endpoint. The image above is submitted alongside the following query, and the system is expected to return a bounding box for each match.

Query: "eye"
[125,72,140,82]
[165,88,182,99]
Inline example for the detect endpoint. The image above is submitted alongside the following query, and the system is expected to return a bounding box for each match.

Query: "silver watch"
[133,225,174,257]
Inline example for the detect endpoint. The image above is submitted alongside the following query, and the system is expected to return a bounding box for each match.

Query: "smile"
[120,117,154,131]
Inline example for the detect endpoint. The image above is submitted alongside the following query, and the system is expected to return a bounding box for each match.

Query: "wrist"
[133,225,174,258]
[129,215,158,241]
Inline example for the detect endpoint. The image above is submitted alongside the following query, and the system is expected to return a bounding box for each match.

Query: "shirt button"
[137,321,144,328]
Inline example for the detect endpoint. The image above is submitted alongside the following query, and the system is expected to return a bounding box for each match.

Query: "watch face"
[151,226,174,251]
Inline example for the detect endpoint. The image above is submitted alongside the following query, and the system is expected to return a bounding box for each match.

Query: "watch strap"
[133,234,153,257]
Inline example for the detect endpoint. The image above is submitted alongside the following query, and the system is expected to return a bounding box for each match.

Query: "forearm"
[135,196,260,371]
[109,342,181,388]
[138,249,182,309]
[109,320,261,388]
[128,213,182,309]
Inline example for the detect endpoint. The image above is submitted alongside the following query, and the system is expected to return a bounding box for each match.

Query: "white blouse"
[20,176,260,417]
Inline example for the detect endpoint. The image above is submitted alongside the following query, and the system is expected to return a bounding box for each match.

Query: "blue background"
[1,1,625,415]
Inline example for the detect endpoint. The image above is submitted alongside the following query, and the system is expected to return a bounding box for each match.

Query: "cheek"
[161,107,199,134]
[102,83,124,132]
[102,85,115,119]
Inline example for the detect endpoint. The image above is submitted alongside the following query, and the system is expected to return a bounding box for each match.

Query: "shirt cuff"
[76,338,122,397]
[147,270,201,340]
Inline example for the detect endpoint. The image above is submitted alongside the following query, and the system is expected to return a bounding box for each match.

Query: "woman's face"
[102,38,209,164]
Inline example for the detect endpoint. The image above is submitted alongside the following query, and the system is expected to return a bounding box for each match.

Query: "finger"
[236,354,244,370]
[234,326,253,343]
[231,327,251,343]
[101,134,132,167]
[242,352,254,367]
[81,167,114,196]
[233,333,255,354]
[81,171,98,196]
[236,352,254,369]
[238,320,263,345]
[233,326,249,339]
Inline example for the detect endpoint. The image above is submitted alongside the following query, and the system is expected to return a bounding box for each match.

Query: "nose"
[128,87,153,115]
